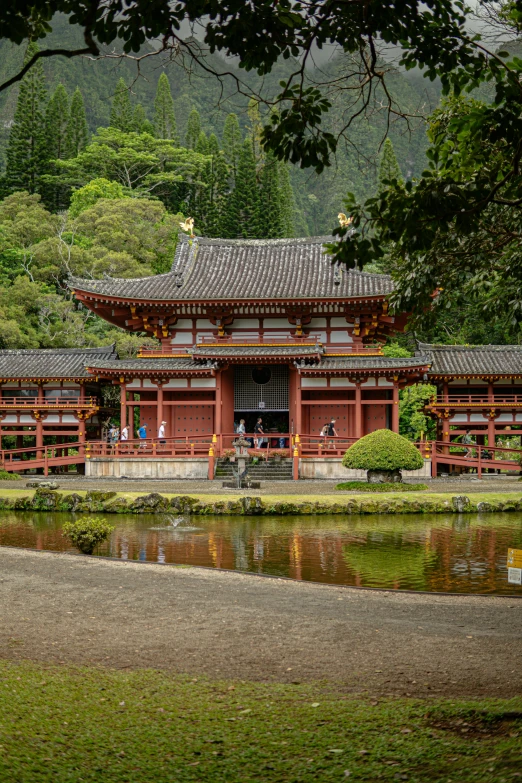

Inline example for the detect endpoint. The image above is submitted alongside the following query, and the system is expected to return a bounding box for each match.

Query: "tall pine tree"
[230,138,261,239]
[153,73,178,141]
[65,87,89,157]
[277,162,296,237]
[110,78,133,133]
[185,109,201,150]
[259,153,284,238]
[5,41,48,194]
[222,113,242,185]
[378,138,403,191]
[44,83,70,209]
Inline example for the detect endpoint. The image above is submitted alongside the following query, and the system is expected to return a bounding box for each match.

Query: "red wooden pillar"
[35,414,43,450]
[355,382,362,439]
[295,372,302,436]
[128,401,134,439]
[79,381,85,403]
[392,381,400,433]
[156,383,164,438]
[487,415,496,449]
[442,380,448,403]
[214,370,222,437]
[120,381,127,430]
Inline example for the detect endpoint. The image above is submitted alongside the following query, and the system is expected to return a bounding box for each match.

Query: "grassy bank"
[0,662,520,783]
[0,487,521,514]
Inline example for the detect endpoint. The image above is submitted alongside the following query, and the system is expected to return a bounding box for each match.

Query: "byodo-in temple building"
[0,234,521,478]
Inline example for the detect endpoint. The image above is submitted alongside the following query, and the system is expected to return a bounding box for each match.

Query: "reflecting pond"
[0,511,521,595]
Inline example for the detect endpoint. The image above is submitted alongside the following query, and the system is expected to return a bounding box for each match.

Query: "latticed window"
[234,365,289,411]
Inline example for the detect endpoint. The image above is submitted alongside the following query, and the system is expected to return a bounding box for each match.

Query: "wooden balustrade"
[0,396,98,408]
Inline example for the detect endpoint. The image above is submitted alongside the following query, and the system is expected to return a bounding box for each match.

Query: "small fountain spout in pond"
[165,515,188,527]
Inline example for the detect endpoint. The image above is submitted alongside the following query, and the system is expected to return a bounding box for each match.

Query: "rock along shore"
[2,487,522,515]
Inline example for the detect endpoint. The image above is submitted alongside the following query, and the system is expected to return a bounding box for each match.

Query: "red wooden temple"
[0,235,520,478]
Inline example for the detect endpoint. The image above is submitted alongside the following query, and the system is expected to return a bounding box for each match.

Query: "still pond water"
[1,511,522,595]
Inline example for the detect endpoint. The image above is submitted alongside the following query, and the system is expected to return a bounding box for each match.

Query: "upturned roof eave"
[72,289,392,307]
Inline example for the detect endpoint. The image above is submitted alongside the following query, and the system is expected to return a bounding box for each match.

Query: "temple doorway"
[233,365,290,444]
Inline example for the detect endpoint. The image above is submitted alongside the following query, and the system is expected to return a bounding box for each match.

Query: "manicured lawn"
[0,662,521,782]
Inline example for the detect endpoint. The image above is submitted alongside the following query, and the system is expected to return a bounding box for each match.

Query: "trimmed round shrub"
[62,516,114,555]
[342,429,424,475]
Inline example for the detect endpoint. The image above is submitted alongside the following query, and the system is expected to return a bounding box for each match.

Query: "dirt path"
[1,547,521,698]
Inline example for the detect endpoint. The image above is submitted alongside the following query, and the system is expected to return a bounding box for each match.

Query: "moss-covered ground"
[0,662,521,783]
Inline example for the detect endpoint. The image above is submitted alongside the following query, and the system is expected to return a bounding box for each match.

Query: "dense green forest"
[0,13,518,381]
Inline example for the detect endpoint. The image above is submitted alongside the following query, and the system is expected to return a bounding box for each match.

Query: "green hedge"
[342,429,424,471]
[335,481,428,492]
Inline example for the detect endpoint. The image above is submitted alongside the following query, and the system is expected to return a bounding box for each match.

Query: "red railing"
[0,441,84,474]
[0,396,97,408]
[429,395,522,407]
[429,440,522,478]
[87,434,214,459]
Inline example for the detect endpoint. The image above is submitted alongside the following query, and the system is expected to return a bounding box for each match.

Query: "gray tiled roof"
[0,345,117,379]
[69,235,394,303]
[418,343,522,376]
[305,355,430,371]
[86,358,207,372]
[193,345,322,357]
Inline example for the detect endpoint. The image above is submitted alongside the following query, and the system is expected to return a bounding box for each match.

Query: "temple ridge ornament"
[179,217,195,237]
[338,213,353,229]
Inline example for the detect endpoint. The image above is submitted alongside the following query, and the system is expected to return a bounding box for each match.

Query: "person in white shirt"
[121,425,129,441]
[158,420,167,445]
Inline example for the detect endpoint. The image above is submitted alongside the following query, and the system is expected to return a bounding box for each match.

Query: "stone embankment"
[2,487,522,515]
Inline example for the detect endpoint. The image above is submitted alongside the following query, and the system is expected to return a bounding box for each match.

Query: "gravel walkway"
[1,548,521,697]
[1,476,521,495]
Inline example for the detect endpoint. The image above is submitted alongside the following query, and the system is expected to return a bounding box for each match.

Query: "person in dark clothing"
[254,417,265,448]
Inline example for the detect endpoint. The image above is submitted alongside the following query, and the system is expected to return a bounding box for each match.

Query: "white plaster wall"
[86,458,208,479]
[299,458,432,480]
[163,379,188,388]
[301,378,327,387]
[330,378,355,387]
[329,331,351,343]
[234,319,259,328]
[171,332,193,344]
[191,378,216,388]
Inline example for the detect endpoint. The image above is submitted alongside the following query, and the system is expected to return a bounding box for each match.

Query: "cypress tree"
[185,109,201,150]
[277,161,296,237]
[5,41,48,194]
[206,151,230,238]
[222,113,242,184]
[46,83,69,161]
[260,153,283,238]
[110,78,133,132]
[65,87,89,157]
[208,133,220,158]
[196,130,209,155]
[378,138,403,191]
[154,73,178,141]
[230,138,261,238]
[44,83,70,209]
[132,103,148,133]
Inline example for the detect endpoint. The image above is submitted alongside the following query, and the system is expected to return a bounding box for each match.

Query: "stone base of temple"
[299,458,432,481]
[85,457,209,479]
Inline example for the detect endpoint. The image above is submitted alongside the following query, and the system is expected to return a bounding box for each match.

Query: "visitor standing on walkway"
[158,420,167,445]
[254,417,264,448]
[138,423,147,449]
[237,419,246,435]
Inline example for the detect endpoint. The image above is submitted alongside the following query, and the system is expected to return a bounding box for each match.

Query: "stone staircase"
[215,457,294,481]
